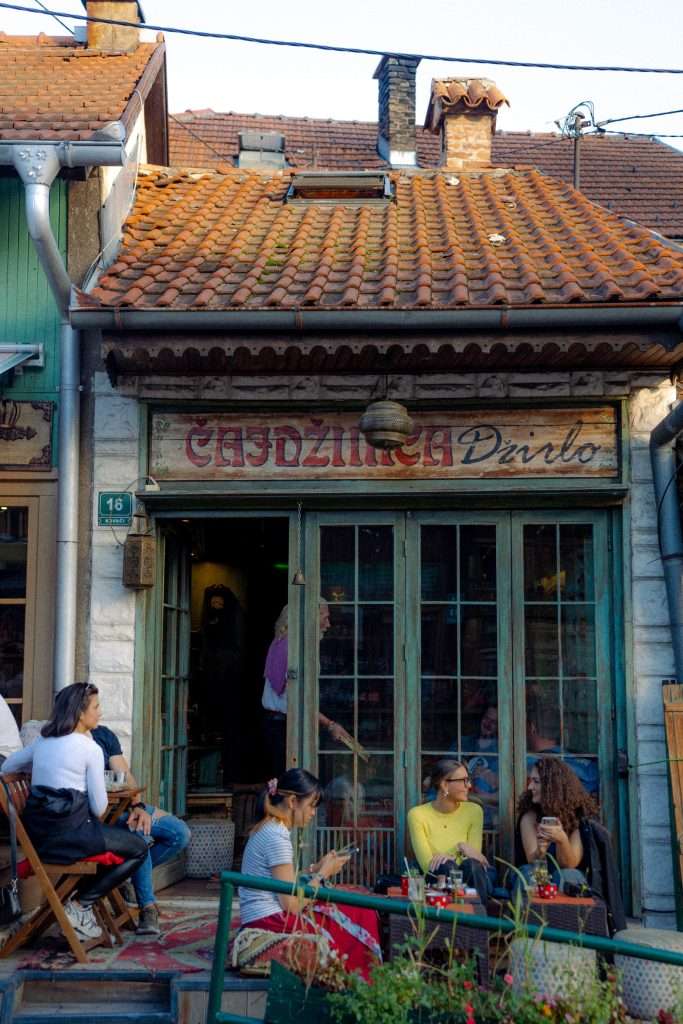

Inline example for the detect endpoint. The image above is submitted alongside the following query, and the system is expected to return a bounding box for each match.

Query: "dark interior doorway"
[187,517,289,793]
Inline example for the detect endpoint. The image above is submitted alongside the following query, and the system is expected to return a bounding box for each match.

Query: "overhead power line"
[30,0,73,34]
[2,1,683,75]
[599,107,683,127]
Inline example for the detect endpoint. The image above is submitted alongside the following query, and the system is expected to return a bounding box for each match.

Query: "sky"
[3,0,683,149]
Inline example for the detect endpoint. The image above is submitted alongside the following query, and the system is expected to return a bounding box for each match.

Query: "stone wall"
[629,377,677,926]
[375,56,419,164]
[89,371,140,762]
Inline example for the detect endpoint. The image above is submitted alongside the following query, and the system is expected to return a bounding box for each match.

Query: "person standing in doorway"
[262,602,353,777]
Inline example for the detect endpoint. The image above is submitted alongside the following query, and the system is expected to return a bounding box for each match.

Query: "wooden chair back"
[0,770,113,963]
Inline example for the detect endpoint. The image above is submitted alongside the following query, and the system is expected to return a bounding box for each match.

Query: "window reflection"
[0,506,28,726]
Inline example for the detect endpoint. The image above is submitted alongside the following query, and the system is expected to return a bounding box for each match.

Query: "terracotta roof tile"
[83,164,683,313]
[168,110,683,238]
[0,33,164,139]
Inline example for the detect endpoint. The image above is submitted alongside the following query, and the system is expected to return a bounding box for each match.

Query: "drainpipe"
[10,141,124,692]
[651,400,683,682]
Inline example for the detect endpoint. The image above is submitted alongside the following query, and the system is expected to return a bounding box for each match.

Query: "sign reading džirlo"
[150,408,618,482]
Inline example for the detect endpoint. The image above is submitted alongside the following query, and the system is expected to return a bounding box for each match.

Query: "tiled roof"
[426,78,509,130]
[168,111,683,238]
[83,164,683,312]
[0,33,165,140]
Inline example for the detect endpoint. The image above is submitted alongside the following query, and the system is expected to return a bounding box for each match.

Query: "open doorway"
[186,517,289,802]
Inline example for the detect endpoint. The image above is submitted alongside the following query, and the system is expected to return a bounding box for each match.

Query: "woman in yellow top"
[407,758,494,905]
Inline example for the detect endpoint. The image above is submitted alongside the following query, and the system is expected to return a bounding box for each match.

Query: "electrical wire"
[598,107,683,127]
[595,128,683,139]
[3,0,683,75]
[168,113,230,163]
[30,0,73,34]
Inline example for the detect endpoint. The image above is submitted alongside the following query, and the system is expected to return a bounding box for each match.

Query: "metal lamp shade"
[359,399,414,450]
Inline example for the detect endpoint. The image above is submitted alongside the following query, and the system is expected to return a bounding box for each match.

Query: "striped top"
[239,820,293,926]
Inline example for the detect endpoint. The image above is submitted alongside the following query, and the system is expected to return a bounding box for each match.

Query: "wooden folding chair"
[0,773,119,964]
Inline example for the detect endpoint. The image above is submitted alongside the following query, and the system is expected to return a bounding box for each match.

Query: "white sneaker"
[64,898,102,940]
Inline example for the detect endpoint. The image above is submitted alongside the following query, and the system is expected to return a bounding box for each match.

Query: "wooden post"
[662,680,683,929]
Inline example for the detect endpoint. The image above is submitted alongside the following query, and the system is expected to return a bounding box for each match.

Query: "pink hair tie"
[267,778,278,797]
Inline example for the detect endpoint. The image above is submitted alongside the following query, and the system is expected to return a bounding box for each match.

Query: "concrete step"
[11,973,174,1024]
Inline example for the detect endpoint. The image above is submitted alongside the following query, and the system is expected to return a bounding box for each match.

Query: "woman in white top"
[2,682,147,941]
[237,768,381,979]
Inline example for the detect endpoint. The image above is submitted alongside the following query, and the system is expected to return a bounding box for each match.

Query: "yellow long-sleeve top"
[407,800,484,873]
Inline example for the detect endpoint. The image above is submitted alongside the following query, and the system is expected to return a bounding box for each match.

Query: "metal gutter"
[651,402,683,682]
[8,138,126,693]
[70,304,683,332]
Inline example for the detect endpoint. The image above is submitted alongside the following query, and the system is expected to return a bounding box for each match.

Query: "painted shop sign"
[0,401,53,470]
[150,407,618,481]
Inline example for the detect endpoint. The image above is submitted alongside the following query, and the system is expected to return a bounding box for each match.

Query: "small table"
[524,894,609,937]
[103,787,144,826]
[385,889,490,986]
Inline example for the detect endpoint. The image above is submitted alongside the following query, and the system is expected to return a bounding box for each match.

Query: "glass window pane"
[321,526,355,603]
[461,605,497,676]
[560,524,594,602]
[358,755,395,829]
[358,677,393,749]
[319,677,355,749]
[562,605,596,677]
[460,525,496,601]
[524,524,557,601]
[318,752,356,828]
[421,525,458,601]
[564,679,598,753]
[320,604,354,675]
[525,605,559,676]
[461,686,498,753]
[526,682,561,753]
[358,526,393,601]
[0,507,28,599]
[358,605,393,675]
[564,756,600,798]
[421,677,458,750]
[0,605,24,701]
[421,605,458,675]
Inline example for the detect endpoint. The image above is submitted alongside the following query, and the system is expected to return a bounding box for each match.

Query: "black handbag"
[0,781,21,925]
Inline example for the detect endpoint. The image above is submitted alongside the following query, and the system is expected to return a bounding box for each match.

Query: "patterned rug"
[16,904,238,973]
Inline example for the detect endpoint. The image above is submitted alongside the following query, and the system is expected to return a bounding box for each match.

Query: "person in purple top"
[262,601,353,776]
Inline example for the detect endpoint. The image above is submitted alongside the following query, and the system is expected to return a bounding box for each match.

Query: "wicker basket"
[186,817,235,878]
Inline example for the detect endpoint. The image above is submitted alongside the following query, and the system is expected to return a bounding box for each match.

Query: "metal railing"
[207,870,683,1024]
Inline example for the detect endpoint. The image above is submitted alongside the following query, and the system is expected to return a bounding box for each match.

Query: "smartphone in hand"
[540,816,560,827]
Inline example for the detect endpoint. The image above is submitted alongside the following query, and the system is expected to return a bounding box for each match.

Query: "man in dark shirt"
[91,725,191,935]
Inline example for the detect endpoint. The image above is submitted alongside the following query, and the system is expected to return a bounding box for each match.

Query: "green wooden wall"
[0,176,67,454]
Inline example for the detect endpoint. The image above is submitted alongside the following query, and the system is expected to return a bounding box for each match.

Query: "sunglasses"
[446,775,472,785]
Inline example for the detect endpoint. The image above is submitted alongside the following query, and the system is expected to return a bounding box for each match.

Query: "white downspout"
[12,142,123,692]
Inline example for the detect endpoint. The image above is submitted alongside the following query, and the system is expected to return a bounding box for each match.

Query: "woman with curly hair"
[515,757,599,892]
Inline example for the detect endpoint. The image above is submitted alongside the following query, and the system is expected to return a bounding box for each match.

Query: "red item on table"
[537,882,559,900]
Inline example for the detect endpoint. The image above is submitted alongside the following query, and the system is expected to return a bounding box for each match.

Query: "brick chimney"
[83,0,144,52]
[425,78,509,171]
[373,55,421,167]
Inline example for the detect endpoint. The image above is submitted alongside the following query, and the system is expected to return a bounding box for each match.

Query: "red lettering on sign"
[245,426,271,467]
[185,425,214,467]
[215,427,245,468]
[274,426,302,467]
[348,427,363,467]
[331,425,345,467]
[424,427,453,467]
[394,430,422,466]
[302,420,330,467]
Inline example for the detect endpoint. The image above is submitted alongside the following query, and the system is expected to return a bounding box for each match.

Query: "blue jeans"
[117,804,191,908]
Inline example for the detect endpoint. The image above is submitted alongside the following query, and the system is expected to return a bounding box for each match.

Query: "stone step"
[12,973,174,1023]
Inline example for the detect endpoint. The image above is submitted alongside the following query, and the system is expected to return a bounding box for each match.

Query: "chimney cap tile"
[425,77,509,131]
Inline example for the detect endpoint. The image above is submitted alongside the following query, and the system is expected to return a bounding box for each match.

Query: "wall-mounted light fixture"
[359,377,414,450]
